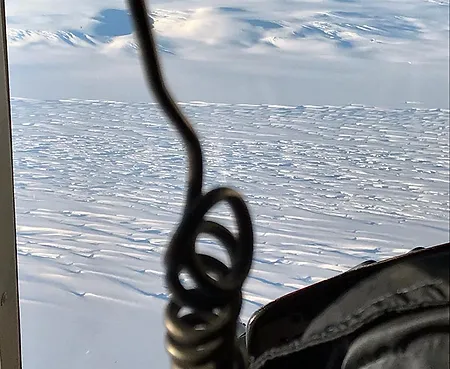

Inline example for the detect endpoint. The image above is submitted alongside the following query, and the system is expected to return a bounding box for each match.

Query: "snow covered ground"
[11,97,449,368]
[5,0,449,368]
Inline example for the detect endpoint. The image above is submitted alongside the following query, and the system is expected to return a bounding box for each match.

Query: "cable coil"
[127,1,254,368]
[165,188,253,368]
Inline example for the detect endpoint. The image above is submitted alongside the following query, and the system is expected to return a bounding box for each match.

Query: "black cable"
[127,1,254,368]
[127,0,202,208]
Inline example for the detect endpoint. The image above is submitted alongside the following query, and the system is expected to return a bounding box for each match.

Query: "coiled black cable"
[127,1,254,368]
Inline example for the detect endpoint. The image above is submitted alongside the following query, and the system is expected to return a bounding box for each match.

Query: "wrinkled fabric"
[246,243,449,369]
[343,308,449,369]
[351,334,449,369]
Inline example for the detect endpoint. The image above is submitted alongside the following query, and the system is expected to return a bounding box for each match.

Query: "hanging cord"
[127,1,254,368]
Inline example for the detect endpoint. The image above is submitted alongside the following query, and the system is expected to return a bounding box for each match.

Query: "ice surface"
[11,98,449,368]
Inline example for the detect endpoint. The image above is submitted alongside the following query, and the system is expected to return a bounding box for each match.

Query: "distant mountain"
[8,29,99,47]
[7,4,443,59]
[6,2,448,108]
[7,8,155,54]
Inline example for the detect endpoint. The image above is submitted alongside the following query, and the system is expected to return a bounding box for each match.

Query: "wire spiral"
[165,189,253,369]
[127,1,254,368]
